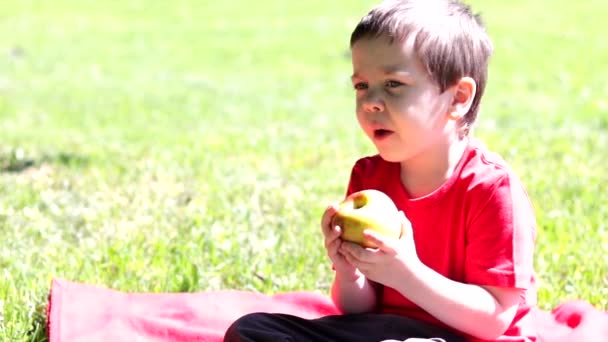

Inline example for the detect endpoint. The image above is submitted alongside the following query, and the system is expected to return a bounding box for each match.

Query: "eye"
[385,80,403,88]
[353,82,368,90]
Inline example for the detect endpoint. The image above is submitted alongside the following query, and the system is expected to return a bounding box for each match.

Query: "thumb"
[398,211,412,239]
[321,203,340,231]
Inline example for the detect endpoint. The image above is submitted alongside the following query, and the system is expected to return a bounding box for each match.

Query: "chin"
[377,150,405,163]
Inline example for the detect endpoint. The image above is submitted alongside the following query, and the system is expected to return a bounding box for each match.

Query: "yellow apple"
[331,189,401,248]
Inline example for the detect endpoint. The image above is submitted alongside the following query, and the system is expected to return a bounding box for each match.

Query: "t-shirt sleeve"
[464,174,536,289]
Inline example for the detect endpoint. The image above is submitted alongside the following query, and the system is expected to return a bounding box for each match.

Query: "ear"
[448,77,476,120]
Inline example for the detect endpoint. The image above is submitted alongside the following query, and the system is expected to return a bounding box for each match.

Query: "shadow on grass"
[26,301,48,342]
[0,147,90,173]
[27,316,48,342]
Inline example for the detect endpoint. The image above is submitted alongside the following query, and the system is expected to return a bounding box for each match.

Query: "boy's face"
[351,35,457,163]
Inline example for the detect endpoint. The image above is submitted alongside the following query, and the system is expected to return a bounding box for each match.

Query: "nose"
[361,89,385,113]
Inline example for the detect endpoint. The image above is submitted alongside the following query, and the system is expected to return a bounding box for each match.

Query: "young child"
[224,0,537,341]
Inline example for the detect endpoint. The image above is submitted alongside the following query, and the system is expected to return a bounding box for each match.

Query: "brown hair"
[350,0,493,137]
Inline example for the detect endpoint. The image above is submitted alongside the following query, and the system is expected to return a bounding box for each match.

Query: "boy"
[224,0,537,341]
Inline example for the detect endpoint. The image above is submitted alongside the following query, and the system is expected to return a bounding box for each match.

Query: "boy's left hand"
[339,211,420,288]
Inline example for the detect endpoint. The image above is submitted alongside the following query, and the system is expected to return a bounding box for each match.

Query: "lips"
[373,129,394,139]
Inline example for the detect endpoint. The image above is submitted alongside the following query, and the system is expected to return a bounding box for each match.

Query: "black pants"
[224,312,467,342]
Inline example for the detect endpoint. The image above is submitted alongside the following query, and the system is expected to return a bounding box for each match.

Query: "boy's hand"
[321,204,362,281]
[339,211,419,288]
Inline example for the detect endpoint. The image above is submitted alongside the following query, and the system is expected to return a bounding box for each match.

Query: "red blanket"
[47,278,607,342]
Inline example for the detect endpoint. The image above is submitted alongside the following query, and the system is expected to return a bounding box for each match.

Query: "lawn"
[0,0,607,341]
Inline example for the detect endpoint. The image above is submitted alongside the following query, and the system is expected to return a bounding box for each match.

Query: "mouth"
[373,129,394,139]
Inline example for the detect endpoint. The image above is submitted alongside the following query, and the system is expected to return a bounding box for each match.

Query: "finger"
[341,248,358,267]
[321,203,340,234]
[324,224,342,248]
[325,232,342,253]
[340,241,374,263]
[342,248,375,272]
[398,211,412,239]
[363,230,397,255]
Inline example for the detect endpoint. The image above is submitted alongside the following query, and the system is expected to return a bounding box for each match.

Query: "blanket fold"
[47,278,607,342]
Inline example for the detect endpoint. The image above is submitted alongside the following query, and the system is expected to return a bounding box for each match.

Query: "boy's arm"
[354,178,535,340]
[330,159,379,313]
[331,271,378,314]
[322,201,378,314]
[349,227,522,340]
[409,174,534,339]
[391,262,521,340]
[393,175,530,340]
[344,174,535,340]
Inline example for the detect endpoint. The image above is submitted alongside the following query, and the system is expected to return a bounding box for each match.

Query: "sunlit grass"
[0,0,606,341]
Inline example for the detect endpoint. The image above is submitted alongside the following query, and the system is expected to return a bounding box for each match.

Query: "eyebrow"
[351,66,413,80]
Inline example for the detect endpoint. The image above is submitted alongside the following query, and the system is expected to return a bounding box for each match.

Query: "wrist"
[387,258,426,290]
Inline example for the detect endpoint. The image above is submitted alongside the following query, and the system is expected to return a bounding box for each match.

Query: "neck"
[400,137,468,198]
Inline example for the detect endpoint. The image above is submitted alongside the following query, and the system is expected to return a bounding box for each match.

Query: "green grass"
[1,0,607,341]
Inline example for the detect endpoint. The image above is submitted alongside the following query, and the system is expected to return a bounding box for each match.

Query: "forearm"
[394,262,515,340]
[331,271,378,314]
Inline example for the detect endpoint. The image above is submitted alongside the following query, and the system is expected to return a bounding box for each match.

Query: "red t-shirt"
[344,139,538,341]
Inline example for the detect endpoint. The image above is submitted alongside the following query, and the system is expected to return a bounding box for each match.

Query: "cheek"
[385,91,413,110]
[354,94,365,111]
[355,110,367,129]
[396,91,441,118]
[354,98,365,119]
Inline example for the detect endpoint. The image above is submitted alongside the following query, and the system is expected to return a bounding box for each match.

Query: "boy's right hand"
[321,204,361,281]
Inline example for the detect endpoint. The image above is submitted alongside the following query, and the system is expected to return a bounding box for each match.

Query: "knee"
[224,312,270,341]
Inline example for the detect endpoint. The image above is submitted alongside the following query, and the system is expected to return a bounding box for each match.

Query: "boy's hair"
[350,0,493,137]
